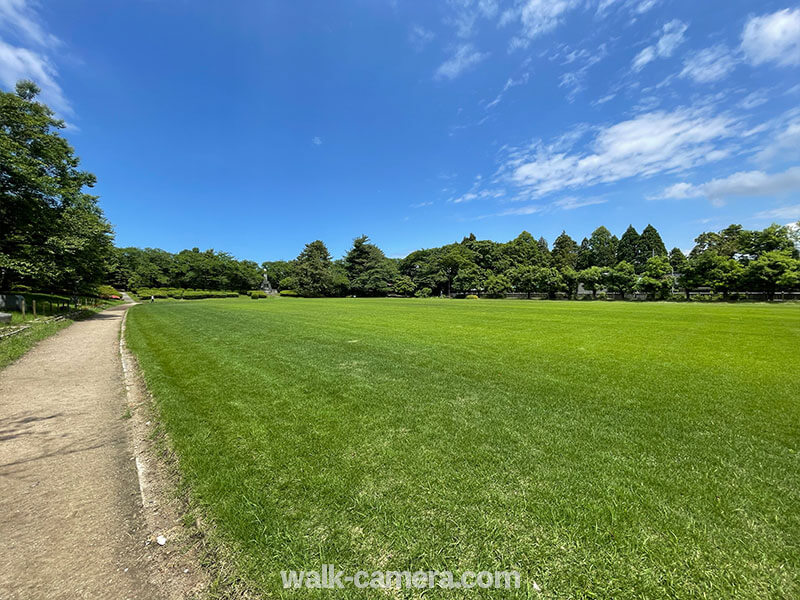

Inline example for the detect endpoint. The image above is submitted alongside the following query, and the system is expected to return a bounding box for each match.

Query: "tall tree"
[294,240,342,297]
[1,80,114,291]
[668,247,688,273]
[638,224,667,262]
[343,235,396,296]
[576,237,593,270]
[616,226,640,266]
[502,231,547,269]
[551,231,579,270]
[588,227,617,267]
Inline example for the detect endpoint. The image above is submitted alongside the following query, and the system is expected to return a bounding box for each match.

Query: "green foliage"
[616,225,640,266]
[112,247,262,292]
[465,294,478,300]
[250,290,267,299]
[414,287,432,298]
[638,224,668,262]
[135,287,238,300]
[669,247,688,273]
[343,235,396,296]
[94,284,121,298]
[392,275,415,296]
[279,290,299,297]
[605,261,637,298]
[293,240,345,297]
[551,231,579,270]
[588,226,617,267]
[507,265,538,299]
[485,273,512,298]
[578,266,605,298]
[635,256,674,300]
[744,250,800,300]
[0,81,114,291]
[261,260,294,291]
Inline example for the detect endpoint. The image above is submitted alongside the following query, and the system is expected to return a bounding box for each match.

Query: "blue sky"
[1,1,799,261]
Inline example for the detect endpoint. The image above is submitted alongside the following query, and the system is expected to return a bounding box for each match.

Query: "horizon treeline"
[254,223,799,300]
[3,80,799,301]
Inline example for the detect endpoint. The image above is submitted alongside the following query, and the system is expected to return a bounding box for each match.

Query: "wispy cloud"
[497,106,740,197]
[741,8,800,67]
[652,166,800,203]
[680,45,737,84]
[754,204,800,221]
[408,25,435,51]
[311,136,322,146]
[632,20,688,71]
[484,195,607,218]
[755,115,800,164]
[485,72,529,109]
[444,0,499,39]
[410,201,433,208]
[560,43,607,102]
[0,0,70,115]
[435,43,488,80]
[0,0,59,48]
[501,0,581,50]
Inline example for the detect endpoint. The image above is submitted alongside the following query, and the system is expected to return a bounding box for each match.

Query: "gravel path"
[0,303,164,599]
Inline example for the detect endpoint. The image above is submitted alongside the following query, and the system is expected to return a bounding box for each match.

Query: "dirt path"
[0,303,164,599]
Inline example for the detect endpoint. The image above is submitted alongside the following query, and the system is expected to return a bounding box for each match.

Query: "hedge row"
[135,288,239,300]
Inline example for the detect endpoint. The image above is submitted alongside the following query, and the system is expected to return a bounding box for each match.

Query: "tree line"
[265,223,800,301]
[2,80,799,301]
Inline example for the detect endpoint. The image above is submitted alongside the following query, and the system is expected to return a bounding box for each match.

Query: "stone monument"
[261,273,274,294]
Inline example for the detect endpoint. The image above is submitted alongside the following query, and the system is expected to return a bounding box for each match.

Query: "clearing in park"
[126,297,799,598]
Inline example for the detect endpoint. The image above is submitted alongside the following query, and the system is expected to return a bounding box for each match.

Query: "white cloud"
[485,72,529,109]
[435,43,488,79]
[755,116,800,163]
[653,166,800,201]
[496,204,544,216]
[486,195,606,218]
[739,90,769,109]
[0,39,70,114]
[560,43,607,101]
[409,25,435,51]
[634,0,659,14]
[445,0,499,38]
[553,196,607,210]
[501,0,581,49]
[632,20,688,71]
[312,136,322,146]
[741,8,800,67]
[754,204,800,221]
[0,0,70,115]
[680,45,737,83]
[410,201,433,208]
[500,107,739,197]
[0,0,59,48]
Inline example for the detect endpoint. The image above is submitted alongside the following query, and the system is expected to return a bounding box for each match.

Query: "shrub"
[596,291,607,300]
[250,290,267,299]
[414,287,432,298]
[94,284,121,299]
[280,290,299,297]
[466,294,479,300]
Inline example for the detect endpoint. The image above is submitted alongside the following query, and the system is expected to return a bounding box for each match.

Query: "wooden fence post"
[32,300,36,318]
[21,299,26,319]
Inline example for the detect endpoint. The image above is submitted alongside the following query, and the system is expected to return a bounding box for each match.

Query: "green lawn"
[126,298,800,598]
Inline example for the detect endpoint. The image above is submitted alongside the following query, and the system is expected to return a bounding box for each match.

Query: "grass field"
[126,298,800,598]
